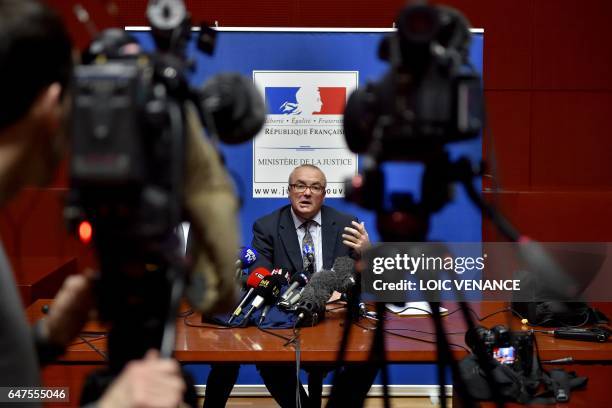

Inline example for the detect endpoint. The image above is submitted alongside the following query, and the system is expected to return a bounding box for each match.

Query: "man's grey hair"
[288,164,327,186]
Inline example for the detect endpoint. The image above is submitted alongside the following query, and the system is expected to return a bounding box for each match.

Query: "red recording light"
[78,221,93,244]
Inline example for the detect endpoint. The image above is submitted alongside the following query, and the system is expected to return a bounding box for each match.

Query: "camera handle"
[160,264,186,358]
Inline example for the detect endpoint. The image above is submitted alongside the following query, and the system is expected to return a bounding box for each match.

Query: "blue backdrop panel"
[133,29,483,388]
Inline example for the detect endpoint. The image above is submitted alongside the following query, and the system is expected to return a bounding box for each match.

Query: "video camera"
[64,4,222,359]
[465,325,535,376]
[343,4,483,161]
[66,1,216,249]
[64,0,264,389]
[342,4,484,216]
[65,0,265,318]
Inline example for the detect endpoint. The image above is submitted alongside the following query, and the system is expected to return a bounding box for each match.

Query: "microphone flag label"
[245,248,257,263]
[252,71,359,198]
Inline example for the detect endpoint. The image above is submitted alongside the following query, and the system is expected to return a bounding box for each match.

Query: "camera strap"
[459,353,587,404]
[531,368,588,404]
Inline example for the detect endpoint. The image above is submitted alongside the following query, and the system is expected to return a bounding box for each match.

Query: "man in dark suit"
[250,165,369,273]
[204,164,370,407]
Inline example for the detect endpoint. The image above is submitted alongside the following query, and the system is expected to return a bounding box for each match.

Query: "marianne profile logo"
[265,86,346,115]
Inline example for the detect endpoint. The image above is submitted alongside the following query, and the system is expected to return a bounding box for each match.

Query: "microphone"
[286,287,304,307]
[331,256,357,292]
[294,257,357,326]
[238,246,258,269]
[542,357,574,364]
[271,267,291,282]
[359,302,378,320]
[259,267,292,323]
[238,273,249,290]
[243,274,285,322]
[227,267,270,324]
[294,269,338,327]
[258,305,271,326]
[235,246,258,280]
[280,272,310,302]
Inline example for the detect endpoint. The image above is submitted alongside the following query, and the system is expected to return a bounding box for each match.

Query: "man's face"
[288,167,326,219]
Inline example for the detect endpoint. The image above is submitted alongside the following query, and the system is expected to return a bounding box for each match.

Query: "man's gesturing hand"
[342,221,370,256]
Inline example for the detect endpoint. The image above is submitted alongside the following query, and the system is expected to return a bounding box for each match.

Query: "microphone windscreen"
[239,246,258,268]
[267,273,288,287]
[300,269,337,309]
[290,272,309,286]
[343,87,376,153]
[200,73,266,145]
[332,256,356,292]
[295,269,337,326]
[247,267,271,288]
[256,275,283,302]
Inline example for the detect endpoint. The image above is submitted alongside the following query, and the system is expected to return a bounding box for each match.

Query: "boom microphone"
[295,269,338,327]
[294,257,357,326]
[332,256,357,292]
[228,267,270,324]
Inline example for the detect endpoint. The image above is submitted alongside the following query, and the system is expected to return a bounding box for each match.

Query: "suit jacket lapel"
[279,206,303,272]
[321,206,338,270]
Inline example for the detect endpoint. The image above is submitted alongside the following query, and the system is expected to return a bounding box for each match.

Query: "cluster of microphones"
[228,246,357,327]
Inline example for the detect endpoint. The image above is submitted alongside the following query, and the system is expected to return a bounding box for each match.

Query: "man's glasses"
[289,183,325,194]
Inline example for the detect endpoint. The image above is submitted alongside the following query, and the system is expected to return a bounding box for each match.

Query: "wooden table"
[15,256,77,306]
[27,300,612,406]
[29,300,474,363]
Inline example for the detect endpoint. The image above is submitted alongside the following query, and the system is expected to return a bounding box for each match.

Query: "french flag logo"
[265,86,346,115]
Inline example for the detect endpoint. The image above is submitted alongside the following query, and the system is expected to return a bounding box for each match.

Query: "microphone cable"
[78,334,108,361]
[293,321,302,408]
[355,319,471,353]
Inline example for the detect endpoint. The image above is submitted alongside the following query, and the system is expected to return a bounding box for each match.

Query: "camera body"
[66,0,210,247]
[342,4,484,218]
[66,0,227,351]
[68,55,186,245]
[466,325,535,376]
[343,4,483,161]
